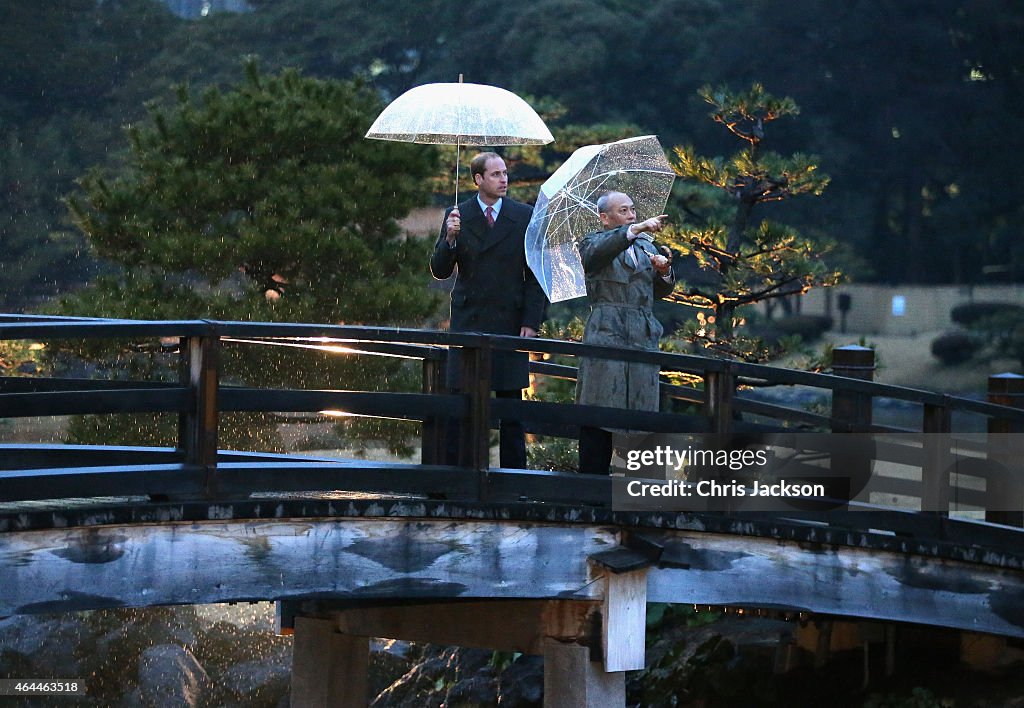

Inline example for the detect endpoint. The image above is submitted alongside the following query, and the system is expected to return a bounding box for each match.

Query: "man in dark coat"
[430,152,547,468]
[576,191,674,475]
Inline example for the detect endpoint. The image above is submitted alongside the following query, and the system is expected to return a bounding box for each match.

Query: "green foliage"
[0,0,177,309]
[505,117,644,205]
[0,339,41,376]
[640,631,777,706]
[956,309,1024,368]
[0,0,177,114]
[526,316,587,472]
[930,330,976,366]
[700,83,799,133]
[663,84,841,362]
[928,303,1024,369]
[638,605,780,706]
[644,604,723,648]
[950,302,1024,327]
[50,62,440,453]
[538,317,585,344]
[526,436,578,472]
[6,0,1024,308]
[864,687,953,708]
[770,314,834,342]
[0,121,104,309]
[531,316,585,405]
[487,651,522,674]
[149,1,1016,286]
[65,60,438,326]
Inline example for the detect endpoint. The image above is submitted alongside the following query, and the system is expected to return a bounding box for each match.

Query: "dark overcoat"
[575,225,675,419]
[430,196,547,391]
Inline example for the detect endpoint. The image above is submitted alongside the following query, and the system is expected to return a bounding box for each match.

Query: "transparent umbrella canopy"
[365,77,553,202]
[525,135,676,302]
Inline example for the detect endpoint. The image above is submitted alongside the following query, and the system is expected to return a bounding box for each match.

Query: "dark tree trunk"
[902,169,927,283]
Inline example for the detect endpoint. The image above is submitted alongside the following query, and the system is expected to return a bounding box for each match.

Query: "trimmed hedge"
[930,330,975,365]
[950,302,1024,327]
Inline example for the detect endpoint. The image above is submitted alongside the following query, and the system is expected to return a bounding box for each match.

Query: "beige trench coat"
[575,225,674,424]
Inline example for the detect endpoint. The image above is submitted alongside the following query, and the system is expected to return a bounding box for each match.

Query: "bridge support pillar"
[286,598,632,707]
[290,616,368,708]
[543,638,625,708]
[600,566,648,672]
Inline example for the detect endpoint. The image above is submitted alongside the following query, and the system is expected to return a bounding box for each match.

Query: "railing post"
[704,363,734,436]
[831,345,875,432]
[178,332,219,497]
[420,355,445,465]
[986,373,1024,527]
[922,400,952,516]
[459,337,492,497]
[831,346,875,506]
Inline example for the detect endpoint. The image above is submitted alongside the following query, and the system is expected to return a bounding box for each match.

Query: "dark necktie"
[485,206,495,228]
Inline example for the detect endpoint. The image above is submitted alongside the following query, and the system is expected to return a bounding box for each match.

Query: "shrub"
[930,330,975,365]
[772,314,834,342]
[950,302,1024,327]
[527,437,578,472]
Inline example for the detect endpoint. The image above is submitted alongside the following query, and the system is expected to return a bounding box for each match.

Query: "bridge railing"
[1,315,1023,527]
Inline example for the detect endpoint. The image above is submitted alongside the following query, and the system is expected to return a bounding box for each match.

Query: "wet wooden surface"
[2,499,1022,640]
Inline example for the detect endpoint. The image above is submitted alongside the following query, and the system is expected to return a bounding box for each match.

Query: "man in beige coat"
[576,191,674,475]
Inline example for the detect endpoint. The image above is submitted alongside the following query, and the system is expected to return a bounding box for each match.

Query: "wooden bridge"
[2,315,1023,706]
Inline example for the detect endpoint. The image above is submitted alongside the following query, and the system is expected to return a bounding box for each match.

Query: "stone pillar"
[543,639,625,708]
[290,617,368,708]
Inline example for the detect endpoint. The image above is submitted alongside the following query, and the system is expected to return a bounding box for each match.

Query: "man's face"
[599,193,636,229]
[474,157,508,202]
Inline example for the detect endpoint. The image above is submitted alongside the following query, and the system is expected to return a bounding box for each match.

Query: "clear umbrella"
[525,135,676,302]
[365,76,553,202]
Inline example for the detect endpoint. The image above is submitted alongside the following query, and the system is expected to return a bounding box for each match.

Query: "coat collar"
[461,196,520,254]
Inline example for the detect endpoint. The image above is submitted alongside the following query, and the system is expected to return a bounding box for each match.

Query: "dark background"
[2,0,1022,309]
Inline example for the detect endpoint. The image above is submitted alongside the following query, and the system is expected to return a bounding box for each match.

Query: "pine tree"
[662,84,840,361]
[53,60,440,452]
[65,59,437,326]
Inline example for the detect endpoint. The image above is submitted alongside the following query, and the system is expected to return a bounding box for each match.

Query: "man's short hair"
[471,152,502,178]
[596,191,624,215]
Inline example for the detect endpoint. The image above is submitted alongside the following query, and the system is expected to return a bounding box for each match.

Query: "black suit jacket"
[431,196,547,390]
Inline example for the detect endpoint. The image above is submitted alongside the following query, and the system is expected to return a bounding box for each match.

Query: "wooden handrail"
[3,315,1023,421]
[2,315,1023,530]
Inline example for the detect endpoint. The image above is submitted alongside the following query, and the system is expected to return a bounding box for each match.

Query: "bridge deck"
[2,495,1022,640]
[2,317,1023,642]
